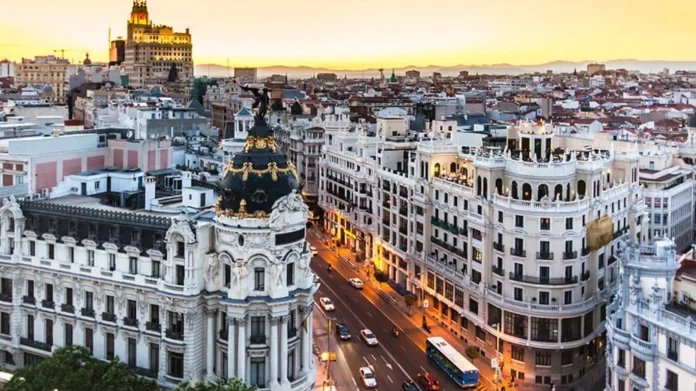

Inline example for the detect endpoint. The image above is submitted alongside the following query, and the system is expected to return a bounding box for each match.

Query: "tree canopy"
[176,377,257,391]
[5,346,157,391]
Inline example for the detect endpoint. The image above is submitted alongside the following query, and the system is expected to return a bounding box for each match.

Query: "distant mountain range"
[194,59,696,79]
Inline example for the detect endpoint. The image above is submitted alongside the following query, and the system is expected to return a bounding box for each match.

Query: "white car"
[359,367,377,388]
[349,278,364,289]
[319,297,335,311]
[310,246,318,255]
[360,329,379,346]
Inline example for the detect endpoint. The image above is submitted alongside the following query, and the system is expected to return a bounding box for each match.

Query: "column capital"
[280,315,289,324]
[269,316,282,326]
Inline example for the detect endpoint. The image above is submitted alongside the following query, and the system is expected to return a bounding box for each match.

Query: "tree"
[373,270,389,285]
[176,377,256,391]
[6,346,157,391]
[404,294,417,316]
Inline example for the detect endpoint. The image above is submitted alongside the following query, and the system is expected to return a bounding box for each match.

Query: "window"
[254,268,265,290]
[87,250,95,266]
[128,338,137,367]
[106,333,115,360]
[108,254,116,271]
[29,241,35,256]
[149,343,160,373]
[176,265,185,285]
[511,345,524,362]
[48,243,54,259]
[561,350,573,366]
[85,328,93,354]
[632,356,645,378]
[286,263,295,286]
[250,316,265,343]
[106,296,115,314]
[535,351,551,366]
[564,290,572,305]
[565,217,573,230]
[249,357,266,388]
[469,299,479,315]
[26,315,34,339]
[504,312,527,338]
[127,300,137,320]
[665,369,678,391]
[0,312,10,335]
[129,257,138,274]
[85,291,94,310]
[64,323,73,346]
[515,215,523,227]
[514,288,523,301]
[67,247,74,263]
[667,337,679,362]
[539,291,549,305]
[498,211,503,223]
[475,326,486,341]
[616,349,625,367]
[540,218,550,230]
[531,317,558,342]
[45,283,53,303]
[168,351,184,378]
[152,260,161,278]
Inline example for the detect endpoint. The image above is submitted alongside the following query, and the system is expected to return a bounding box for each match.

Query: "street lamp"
[326,316,337,381]
[493,323,501,391]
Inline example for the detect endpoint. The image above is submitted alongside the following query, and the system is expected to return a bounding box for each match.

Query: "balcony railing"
[165,329,184,341]
[492,266,504,277]
[123,317,139,328]
[22,296,36,305]
[509,272,578,285]
[581,271,591,281]
[250,335,266,344]
[20,337,52,352]
[102,312,117,322]
[81,308,95,317]
[510,248,526,257]
[134,367,158,379]
[146,321,161,333]
[582,247,590,256]
[41,300,55,309]
[288,327,298,339]
[536,252,554,260]
[60,303,75,313]
[563,251,578,260]
[0,293,12,302]
[493,242,504,252]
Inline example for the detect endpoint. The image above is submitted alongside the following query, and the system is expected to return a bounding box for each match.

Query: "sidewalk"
[312,302,355,391]
[309,228,606,391]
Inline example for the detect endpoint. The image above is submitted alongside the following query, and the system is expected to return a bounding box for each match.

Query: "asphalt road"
[309,236,485,391]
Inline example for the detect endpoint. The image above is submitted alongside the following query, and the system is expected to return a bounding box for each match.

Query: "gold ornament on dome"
[244,136,278,153]
[215,197,269,219]
[222,161,299,182]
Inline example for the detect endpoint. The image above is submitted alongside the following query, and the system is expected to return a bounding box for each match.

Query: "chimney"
[182,171,192,188]
[144,176,156,211]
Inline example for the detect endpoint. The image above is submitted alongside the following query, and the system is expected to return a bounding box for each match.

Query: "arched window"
[476,176,482,196]
[554,184,563,201]
[495,178,503,196]
[483,178,488,199]
[578,180,586,197]
[461,167,468,178]
[522,183,532,201]
[566,183,571,201]
[450,162,457,173]
[434,163,441,177]
[511,181,519,199]
[538,184,549,201]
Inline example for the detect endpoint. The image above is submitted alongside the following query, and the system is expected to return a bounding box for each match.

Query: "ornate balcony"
[509,272,578,285]
[536,252,554,260]
[581,270,591,281]
[165,329,184,341]
[492,266,504,277]
[0,293,12,303]
[630,335,656,360]
[81,308,95,317]
[60,304,75,313]
[20,337,52,352]
[134,367,158,379]
[250,334,266,344]
[102,312,117,322]
[146,321,161,333]
[563,251,578,260]
[22,296,36,305]
[509,248,526,257]
[123,317,139,328]
[41,300,55,309]
[493,242,504,252]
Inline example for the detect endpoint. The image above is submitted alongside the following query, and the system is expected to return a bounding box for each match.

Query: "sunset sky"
[1,0,694,69]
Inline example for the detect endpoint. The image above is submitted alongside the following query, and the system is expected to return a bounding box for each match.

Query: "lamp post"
[327,316,337,381]
[493,322,501,391]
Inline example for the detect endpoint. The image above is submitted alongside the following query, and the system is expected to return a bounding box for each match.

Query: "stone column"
[269,317,279,386]
[206,311,214,378]
[307,308,314,369]
[227,317,236,379]
[300,309,310,375]
[279,315,289,384]
[236,315,247,380]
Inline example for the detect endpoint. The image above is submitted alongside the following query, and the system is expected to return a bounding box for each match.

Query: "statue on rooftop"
[242,84,270,121]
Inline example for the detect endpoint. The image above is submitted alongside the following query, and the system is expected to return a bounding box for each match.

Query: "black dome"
[216,117,299,217]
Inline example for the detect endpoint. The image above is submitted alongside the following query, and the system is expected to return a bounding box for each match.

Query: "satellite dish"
[126,130,134,139]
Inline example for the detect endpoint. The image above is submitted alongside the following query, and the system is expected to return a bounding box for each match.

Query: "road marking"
[314,274,414,382]
[371,354,377,362]
[381,355,393,370]
[363,356,371,366]
[366,312,372,318]
[352,377,357,386]
[401,346,407,352]
[387,375,394,384]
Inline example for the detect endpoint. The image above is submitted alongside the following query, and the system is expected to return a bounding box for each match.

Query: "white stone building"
[319,117,648,390]
[605,238,695,391]
[0,116,318,390]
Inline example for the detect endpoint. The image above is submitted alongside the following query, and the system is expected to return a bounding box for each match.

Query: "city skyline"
[1,0,695,69]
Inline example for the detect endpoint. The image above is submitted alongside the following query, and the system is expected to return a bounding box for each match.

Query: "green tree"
[176,377,257,391]
[6,346,157,391]
[404,294,417,316]
[373,270,389,285]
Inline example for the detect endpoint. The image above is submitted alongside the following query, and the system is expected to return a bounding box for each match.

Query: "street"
[309,234,489,391]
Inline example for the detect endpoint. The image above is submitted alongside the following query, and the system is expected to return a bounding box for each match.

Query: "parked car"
[359,367,377,388]
[417,373,440,391]
[359,329,379,346]
[348,278,364,289]
[310,246,318,255]
[402,380,419,391]
[319,297,335,311]
[335,324,351,340]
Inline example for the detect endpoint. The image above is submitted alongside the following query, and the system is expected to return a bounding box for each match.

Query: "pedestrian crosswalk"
[313,327,328,336]
[473,385,489,391]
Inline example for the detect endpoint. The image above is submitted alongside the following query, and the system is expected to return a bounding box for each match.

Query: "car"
[319,297,335,311]
[359,329,379,346]
[359,367,377,388]
[310,246,318,255]
[402,380,419,391]
[334,323,351,340]
[417,373,440,391]
[348,278,364,289]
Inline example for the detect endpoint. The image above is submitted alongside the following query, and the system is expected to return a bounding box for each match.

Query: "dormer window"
[131,230,141,245]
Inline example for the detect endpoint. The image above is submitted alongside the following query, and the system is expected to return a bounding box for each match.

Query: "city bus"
[425,337,479,388]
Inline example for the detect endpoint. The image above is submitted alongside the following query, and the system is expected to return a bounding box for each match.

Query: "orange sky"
[0,0,694,69]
